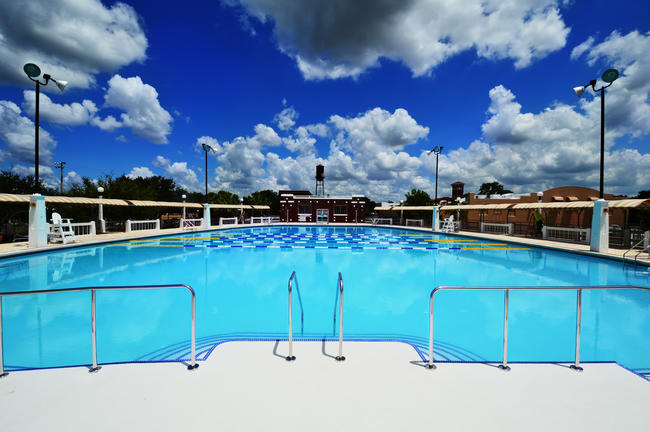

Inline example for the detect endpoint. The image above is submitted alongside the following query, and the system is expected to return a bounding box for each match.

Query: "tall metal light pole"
[428,146,444,203]
[23,63,67,192]
[54,161,66,194]
[573,68,619,199]
[201,143,215,202]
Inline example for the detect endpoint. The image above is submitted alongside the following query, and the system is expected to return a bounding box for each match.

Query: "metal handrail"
[335,272,345,361]
[427,285,649,371]
[0,284,197,377]
[286,271,298,361]
[623,237,645,260]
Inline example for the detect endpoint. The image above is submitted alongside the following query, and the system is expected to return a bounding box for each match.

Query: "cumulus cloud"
[0,0,147,89]
[126,166,155,179]
[104,75,173,144]
[228,0,570,80]
[22,91,98,126]
[273,106,298,130]
[64,170,83,187]
[91,115,123,132]
[0,100,56,164]
[152,156,200,190]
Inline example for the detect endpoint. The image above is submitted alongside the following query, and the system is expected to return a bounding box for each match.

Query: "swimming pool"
[1,225,649,374]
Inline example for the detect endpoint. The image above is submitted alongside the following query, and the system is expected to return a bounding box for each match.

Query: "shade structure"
[374,205,435,211]
[439,203,514,211]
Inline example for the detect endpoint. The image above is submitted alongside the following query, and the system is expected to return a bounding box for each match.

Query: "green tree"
[404,189,432,206]
[244,190,280,214]
[0,171,55,195]
[478,182,512,197]
[207,190,240,204]
[637,190,650,199]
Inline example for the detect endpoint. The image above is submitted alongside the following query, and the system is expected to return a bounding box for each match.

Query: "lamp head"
[54,79,67,91]
[23,63,41,78]
[428,145,444,155]
[573,86,585,97]
[602,68,619,83]
[201,143,214,153]
[97,186,104,194]
[537,191,543,197]
[182,194,187,199]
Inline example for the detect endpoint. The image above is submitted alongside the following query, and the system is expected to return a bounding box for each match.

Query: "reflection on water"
[0,226,648,371]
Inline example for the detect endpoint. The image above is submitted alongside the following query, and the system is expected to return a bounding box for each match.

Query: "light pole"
[428,146,444,203]
[573,68,619,199]
[97,186,105,233]
[201,143,215,202]
[23,63,67,192]
[54,161,66,194]
[182,194,187,219]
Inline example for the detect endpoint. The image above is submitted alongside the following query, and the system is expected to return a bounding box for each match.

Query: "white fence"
[405,219,424,227]
[480,222,514,236]
[180,218,203,230]
[219,217,238,225]
[126,219,160,232]
[251,216,273,224]
[47,221,96,237]
[370,218,392,225]
[542,226,591,244]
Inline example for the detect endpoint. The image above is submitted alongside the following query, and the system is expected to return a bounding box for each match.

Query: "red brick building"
[279,190,366,223]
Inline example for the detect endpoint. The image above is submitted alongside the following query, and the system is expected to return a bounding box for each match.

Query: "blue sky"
[0,0,649,200]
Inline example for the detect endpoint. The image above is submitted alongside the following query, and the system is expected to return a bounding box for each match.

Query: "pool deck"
[1,341,649,431]
[0,223,648,265]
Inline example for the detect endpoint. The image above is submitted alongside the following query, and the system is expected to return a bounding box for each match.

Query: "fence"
[126,219,160,232]
[47,221,96,237]
[180,218,203,230]
[219,217,238,225]
[542,226,591,244]
[480,222,514,236]
[369,218,392,225]
[405,219,424,227]
[251,216,273,224]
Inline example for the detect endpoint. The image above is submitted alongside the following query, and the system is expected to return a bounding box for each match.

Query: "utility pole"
[54,161,66,194]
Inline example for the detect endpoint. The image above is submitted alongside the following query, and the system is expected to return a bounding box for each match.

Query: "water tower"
[315,164,325,196]
[451,181,465,199]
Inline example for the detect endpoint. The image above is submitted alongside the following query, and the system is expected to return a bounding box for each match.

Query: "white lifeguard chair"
[441,215,455,233]
[50,212,76,244]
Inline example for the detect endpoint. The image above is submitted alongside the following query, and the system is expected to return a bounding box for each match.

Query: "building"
[279,190,366,223]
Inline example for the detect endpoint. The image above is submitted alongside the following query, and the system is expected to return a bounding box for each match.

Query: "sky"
[0,0,649,201]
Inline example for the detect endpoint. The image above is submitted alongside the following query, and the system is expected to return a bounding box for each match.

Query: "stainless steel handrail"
[0,284,197,377]
[286,271,298,361]
[335,272,345,361]
[427,285,649,371]
[623,237,646,263]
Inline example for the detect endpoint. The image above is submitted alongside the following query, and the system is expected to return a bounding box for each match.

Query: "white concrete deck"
[1,341,649,431]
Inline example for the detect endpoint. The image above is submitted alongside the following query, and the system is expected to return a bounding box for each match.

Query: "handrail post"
[286,272,296,361]
[336,272,345,361]
[498,289,510,371]
[570,289,583,371]
[187,289,198,370]
[89,289,101,373]
[0,296,6,378]
[427,289,436,369]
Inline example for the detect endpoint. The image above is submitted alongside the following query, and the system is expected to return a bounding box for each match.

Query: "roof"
[0,193,270,209]
[438,198,650,211]
[440,203,514,210]
[374,205,434,211]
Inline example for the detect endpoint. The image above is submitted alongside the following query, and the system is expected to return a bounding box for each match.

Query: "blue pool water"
[0,225,649,373]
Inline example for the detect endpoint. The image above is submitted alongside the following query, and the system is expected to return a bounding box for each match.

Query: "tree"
[478,182,512,197]
[0,171,55,195]
[404,189,432,206]
[637,190,650,199]
[244,190,280,214]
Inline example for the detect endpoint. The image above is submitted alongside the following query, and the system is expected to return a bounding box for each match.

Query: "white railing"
[480,222,514,236]
[270,216,281,223]
[180,218,203,230]
[126,219,160,232]
[47,221,96,237]
[219,217,238,225]
[542,226,591,244]
[370,218,392,225]
[405,218,424,227]
[251,216,273,224]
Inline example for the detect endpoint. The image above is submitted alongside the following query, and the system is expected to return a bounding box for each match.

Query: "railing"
[405,219,424,227]
[47,221,97,237]
[251,216,273,224]
[427,285,648,371]
[219,217,238,225]
[126,219,160,232]
[334,272,345,361]
[0,284,197,377]
[371,218,392,225]
[286,271,304,361]
[180,218,203,230]
[623,230,650,265]
[480,222,513,236]
[542,226,590,244]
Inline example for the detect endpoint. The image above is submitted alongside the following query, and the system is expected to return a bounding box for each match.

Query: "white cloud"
[64,170,83,186]
[0,0,147,89]
[104,75,173,144]
[0,100,56,164]
[229,0,569,80]
[22,91,98,126]
[91,115,123,132]
[152,156,200,190]
[126,166,155,179]
[273,106,298,130]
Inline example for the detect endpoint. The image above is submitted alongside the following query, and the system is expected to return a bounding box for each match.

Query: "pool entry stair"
[0,284,198,378]
[426,285,650,371]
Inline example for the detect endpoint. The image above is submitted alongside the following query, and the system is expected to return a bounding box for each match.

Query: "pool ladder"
[0,284,198,378]
[426,285,649,371]
[287,271,345,361]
